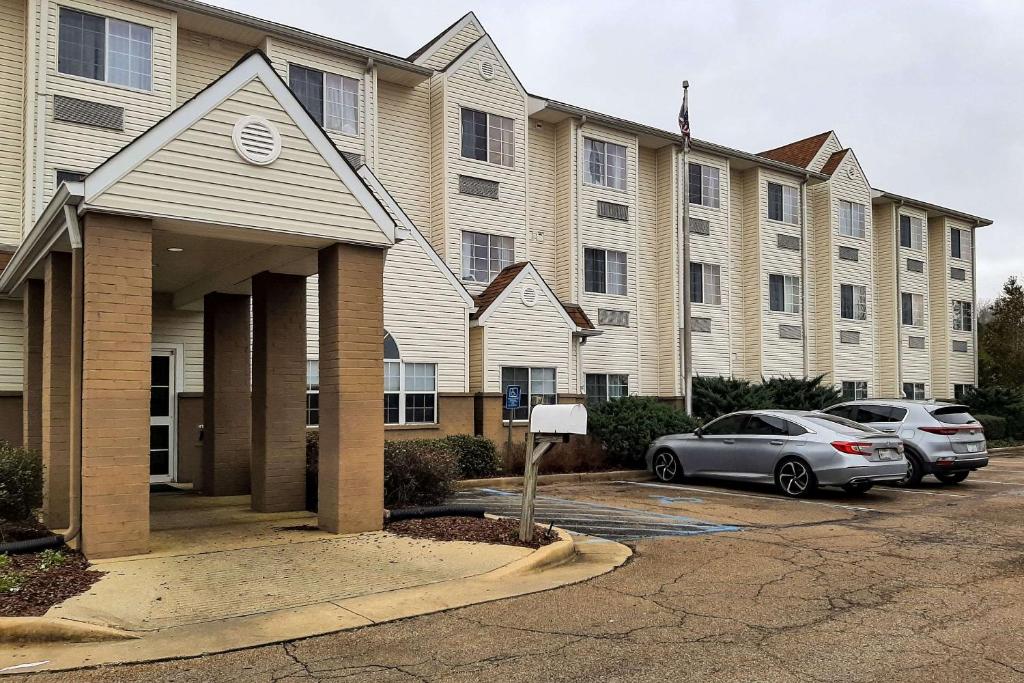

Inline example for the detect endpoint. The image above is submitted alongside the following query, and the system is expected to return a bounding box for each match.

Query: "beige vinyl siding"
[39,0,176,214]
[481,270,572,395]
[895,205,931,392]
[0,0,24,244]
[578,124,639,387]
[807,132,842,173]
[760,168,805,378]
[553,119,576,300]
[947,218,976,393]
[927,217,950,395]
[91,78,386,245]
[872,203,899,396]
[152,294,203,392]
[686,150,731,377]
[420,21,483,70]
[0,299,22,391]
[444,42,527,290]
[267,38,367,158]
[527,120,557,282]
[175,30,250,105]
[656,145,679,396]
[428,73,446,255]
[808,181,832,379]
[828,154,874,392]
[469,325,483,393]
[377,79,432,233]
[737,168,761,380]
[636,146,660,394]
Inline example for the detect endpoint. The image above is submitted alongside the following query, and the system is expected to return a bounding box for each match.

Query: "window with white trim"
[584,248,627,295]
[950,227,967,259]
[839,200,866,238]
[461,231,513,283]
[899,214,923,250]
[688,163,720,208]
[585,374,629,403]
[841,381,868,400]
[954,383,974,400]
[289,64,359,135]
[901,292,923,327]
[903,382,926,400]
[952,300,973,332]
[690,262,722,305]
[461,108,514,167]
[840,284,867,320]
[768,273,801,313]
[384,332,437,425]
[501,367,556,422]
[306,360,319,427]
[584,138,627,190]
[58,8,152,90]
[767,182,800,225]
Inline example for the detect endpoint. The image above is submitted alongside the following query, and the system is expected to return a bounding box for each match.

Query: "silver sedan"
[645,410,908,497]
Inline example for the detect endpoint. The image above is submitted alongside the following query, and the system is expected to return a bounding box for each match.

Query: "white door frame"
[151,343,185,483]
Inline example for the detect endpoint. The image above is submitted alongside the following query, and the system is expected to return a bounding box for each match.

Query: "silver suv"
[820,399,988,486]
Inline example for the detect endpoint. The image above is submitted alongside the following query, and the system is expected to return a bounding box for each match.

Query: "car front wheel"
[935,471,970,485]
[775,457,817,498]
[653,450,682,483]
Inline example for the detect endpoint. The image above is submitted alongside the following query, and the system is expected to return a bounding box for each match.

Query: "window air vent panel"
[53,95,124,131]
[597,201,629,221]
[838,246,859,261]
[777,233,800,251]
[906,258,925,273]
[779,324,802,340]
[459,175,499,199]
[840,330,860,344]
[908,336,926,349]
[598,309,630,327]
[692,317,712,333]
[689,218,710,235]
[950,267,967,281]
[952,340,969,353]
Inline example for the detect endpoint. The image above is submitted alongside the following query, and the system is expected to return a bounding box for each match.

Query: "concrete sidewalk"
[0,493,630,674]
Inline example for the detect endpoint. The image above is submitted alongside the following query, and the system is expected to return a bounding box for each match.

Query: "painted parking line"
[874,486,967,498]
[617,481,884,513]
[965,479,1024,486]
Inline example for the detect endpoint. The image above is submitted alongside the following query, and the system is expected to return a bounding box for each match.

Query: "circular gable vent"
[479,61,496,81]
[521,285,538,307]
[232,115,281,165]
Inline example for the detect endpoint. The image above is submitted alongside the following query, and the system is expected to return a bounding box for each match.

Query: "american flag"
[678,85,691,149]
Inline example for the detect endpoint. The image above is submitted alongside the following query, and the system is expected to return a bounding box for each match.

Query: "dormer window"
[58,8,152,90]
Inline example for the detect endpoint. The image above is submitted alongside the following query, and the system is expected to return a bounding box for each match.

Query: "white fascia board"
[445,35,526,99]
[83,52,396,243]
[0,183,84,295]
[475,263,577,330]
[412,12,484,66]
[356,166,475,308]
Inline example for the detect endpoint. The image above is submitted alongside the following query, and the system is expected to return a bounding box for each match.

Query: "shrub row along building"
[0,2,989,557]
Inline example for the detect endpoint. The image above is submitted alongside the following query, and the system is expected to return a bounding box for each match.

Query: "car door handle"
[770,440,784,446]
[722,439,735,445]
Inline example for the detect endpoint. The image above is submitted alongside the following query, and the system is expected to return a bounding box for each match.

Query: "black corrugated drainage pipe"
[0,534,65,555]
[386,506,486,523]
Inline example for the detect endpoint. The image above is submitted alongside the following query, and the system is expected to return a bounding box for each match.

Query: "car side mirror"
[694,427,703,438]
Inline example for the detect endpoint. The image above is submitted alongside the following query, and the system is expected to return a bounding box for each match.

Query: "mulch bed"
[0,549,104,617]
[386,515,559,549]
[0,518,53,544]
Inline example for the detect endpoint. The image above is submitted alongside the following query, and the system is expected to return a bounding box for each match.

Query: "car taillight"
[920,425,984,436]
[831,441,872,456]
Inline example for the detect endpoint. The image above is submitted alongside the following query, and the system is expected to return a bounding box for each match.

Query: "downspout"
[64,205,83,547]
[575,115,586,394]
[894,201,904,397]
[972,219,980,388]
[800,175,809,378]
[363,57,374,164]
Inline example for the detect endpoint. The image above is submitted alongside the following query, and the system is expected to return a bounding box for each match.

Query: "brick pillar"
[202,293,251,496]
[251,272,307,512]
[317,243,385,534]
[22,279,43,454]
[81,214,152,559]
[41,254,72,529]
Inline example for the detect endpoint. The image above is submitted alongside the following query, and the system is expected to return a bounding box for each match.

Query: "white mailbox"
[529,404,587,435]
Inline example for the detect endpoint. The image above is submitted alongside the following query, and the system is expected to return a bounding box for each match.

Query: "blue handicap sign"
[504,385,522,410]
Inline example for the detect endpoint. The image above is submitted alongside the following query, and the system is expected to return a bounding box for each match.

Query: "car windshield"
[804,414,878,436]
[931,406,978,425]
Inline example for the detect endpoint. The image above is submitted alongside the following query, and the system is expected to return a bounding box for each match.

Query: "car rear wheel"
[653,450,682,483]
[894,452,924,488]
[935,471,970,485]
[842,482,874,494]
[775,457,817,498]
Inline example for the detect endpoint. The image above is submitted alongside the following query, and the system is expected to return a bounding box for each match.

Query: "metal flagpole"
[679,81,693,416]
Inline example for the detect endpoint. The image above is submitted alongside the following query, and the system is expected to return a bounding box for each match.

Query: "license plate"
[966,443,980,453]
[876,448,897,461]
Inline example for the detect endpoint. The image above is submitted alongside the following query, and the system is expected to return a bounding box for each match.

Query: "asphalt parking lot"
[19,452,1024,682]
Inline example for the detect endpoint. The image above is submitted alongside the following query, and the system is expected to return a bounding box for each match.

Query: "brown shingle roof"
[562,303,595,330]
[471,262,529,319]
[759,131,833,169]
[819,149,849,176]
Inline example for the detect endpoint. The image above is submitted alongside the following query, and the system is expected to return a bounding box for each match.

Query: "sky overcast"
[208,0,1022,302]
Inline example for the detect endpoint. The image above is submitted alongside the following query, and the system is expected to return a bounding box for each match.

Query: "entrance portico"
[0,51,408,559]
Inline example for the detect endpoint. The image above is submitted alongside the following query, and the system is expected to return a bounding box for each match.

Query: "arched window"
[384,330,436,426]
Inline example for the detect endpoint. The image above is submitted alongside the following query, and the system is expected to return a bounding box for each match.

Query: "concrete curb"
[484,527,575,579]
[458,469,652,490]
[0,617,138,643]
[988,446,1024,455]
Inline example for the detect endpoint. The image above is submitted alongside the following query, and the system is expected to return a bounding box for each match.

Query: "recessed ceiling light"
[167,247,184,253]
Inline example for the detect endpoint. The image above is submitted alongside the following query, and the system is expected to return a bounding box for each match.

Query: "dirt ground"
[13,454,1024,682]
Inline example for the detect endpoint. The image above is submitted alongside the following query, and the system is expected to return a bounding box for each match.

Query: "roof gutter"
[0,182,85,296]
[872,189,992,227]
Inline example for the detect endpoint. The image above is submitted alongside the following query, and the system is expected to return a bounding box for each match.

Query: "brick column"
[251,272,307,512]
[41,253,72,529]
[22,279,43,454]
[81,214,152,559]
[317,243,385,534]
[202,293,251,496]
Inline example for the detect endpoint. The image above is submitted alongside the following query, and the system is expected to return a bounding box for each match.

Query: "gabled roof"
[443,34,527,98]
[471,262,529,318]
[759,131,834,169]
[819,149,849,176]
[562,303,595,330]
[470,262,584,331]
[409,11,484,64]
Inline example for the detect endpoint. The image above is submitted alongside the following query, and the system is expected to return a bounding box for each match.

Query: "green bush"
[588,396,698,465]
[962,385,1024,438]
[762,374,842,410]
[975,414,1008,441]
[692,376,771,422]
[444,434,500,479]
[384,439,460,508]
[0,442,42,522]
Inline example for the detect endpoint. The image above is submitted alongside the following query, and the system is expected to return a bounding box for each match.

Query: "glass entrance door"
[150,351,176,482]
